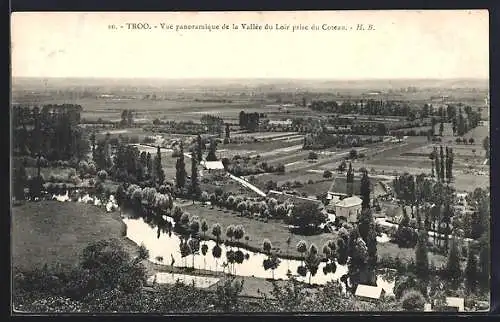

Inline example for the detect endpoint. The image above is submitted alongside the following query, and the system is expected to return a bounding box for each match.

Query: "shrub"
[308,152,318,160]
[401,289,425,311]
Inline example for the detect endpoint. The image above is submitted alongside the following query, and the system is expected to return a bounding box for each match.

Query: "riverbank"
[177,203,449,268]
[11,200,315,299]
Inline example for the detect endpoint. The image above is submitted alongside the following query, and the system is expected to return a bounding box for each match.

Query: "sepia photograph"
[10,10,490,313]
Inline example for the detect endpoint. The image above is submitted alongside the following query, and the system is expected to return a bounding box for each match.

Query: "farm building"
[200,160,225,173]
[333,196,362,223]
[354,284,386,302]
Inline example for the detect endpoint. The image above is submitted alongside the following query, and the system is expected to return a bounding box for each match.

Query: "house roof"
[335,196,362,208]
[354,284,385,299]
[201,161,225,170]
[445,297,465,312]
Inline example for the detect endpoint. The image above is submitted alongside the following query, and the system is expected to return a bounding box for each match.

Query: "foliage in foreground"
[12,238,488,313]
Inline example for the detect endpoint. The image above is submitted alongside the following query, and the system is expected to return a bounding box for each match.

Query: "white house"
[355,284,386,302]
[334,196,362,223]
[201,160,225,171]
[444,297,465,312]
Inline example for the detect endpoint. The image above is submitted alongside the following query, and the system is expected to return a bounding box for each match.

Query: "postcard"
[11,10,490,313]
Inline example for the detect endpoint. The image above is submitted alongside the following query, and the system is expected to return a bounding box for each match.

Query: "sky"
[11,10,489,79]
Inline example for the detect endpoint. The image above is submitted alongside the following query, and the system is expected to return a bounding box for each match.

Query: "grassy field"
[11,201,129,272]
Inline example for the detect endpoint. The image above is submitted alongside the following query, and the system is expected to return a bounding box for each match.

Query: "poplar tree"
[346,162,354,197]
[190,152,200,198]
[360,169,371,209]
[176,143,186,189]
[155,146,165,185]
[465,247,478,293]
[196,134,203,162]
[415,229,429,279]
[439,146,445,182]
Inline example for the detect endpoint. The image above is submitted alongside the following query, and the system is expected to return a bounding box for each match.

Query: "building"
[443,297,465,312]
[268,119,293,126]
[354,284,386,302]
[334,196,362,223]
[200,160,225,173]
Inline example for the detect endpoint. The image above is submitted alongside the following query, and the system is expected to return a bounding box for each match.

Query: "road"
[187,152,268,197]
[228,174,267,197]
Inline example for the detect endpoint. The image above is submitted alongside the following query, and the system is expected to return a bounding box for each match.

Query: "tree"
[201,220,208,238]
[478,233,490,290]
[79,239,147,294]
[308,151,318,160]
[206,139,218,161]
[469,137,474,145]
[226,225,235,242]
[115,185,126,213]
[175,143,186,189]
[360,169,371,209]
[233,225,245,246]
[214,277,244,312]
[201,243,209,271]
[323,170,332,178]
[155,146,165,186]
[196,134,203,162]
[296,240,307,265]
[445,237,462,283]
[394,207,417,248]
[439,146,445,182]
[288,203,327,232]
[322,240,338,277]
[304,244,321,284]
[188,237,200,269]
[434,147,440,180]
[262,239,281,279]
[465,247,478,293]
[337,160,347,173]
[349,149,358,159]
[415,229,429,279]
[439,121,444,136]
[446,147,454,182]
[190,152,200,198]
[13,162,27,201]
[225,124,230,141]
[483,136,489,159]
[212,223,222,244]
[346,162,354,197]
[401,289,425,311]
[212,244,222,273]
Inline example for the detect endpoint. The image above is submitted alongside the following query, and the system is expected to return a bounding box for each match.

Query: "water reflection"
[123,216,395,294]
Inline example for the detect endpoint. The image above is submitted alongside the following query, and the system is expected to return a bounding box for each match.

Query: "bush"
[401,289,425,311]
[323,170,332,178]
[308,152,318,160]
